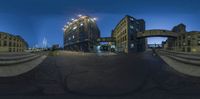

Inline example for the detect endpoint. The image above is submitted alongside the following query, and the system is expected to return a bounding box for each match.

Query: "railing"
[157,49,200,66]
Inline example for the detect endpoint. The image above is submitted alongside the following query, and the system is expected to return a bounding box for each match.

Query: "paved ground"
[160,55,200,77]
[1,51,200,98]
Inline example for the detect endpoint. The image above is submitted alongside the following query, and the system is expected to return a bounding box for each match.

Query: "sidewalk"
[159,55,200,77]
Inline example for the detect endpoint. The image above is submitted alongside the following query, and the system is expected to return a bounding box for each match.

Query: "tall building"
[163,23,200,53]
[0,32,28,52]
[112,15,146,53]
[63,15,100,52]
[172,23,186,33]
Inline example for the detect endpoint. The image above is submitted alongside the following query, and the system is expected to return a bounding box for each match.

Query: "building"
[52,44,60,51]
[63,15,100,52]
[162,24,200,53]
[112,15,146,53]
[172,23,186,33]
[0,32,28,52]
[174,31,200,52]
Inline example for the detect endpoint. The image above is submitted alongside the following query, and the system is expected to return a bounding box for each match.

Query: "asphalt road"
[1,51,200,99]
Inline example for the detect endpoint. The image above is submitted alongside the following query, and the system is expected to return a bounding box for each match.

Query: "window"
[130,18,134,21]
[13,43,16,47]
[183,42,186,46]
[198,40,200,46]
[187,47,191,52]
[9,48,12,52]
[187,40,191,46]
[179,36,181,40]
[4,35,7,39]
[3,41,7,46]
[183,35,185,39]
[131,43,134,48]
[130,25,134,29]
[9,42,12,47]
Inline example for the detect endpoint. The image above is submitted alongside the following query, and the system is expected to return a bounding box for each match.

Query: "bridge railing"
[157,49,200,66]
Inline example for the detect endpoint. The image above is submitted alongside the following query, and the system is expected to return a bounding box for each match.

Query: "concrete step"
[0,54,40,66]
[0,52,30,57]
[0,53,35,61]
[166,55,200,66]
[0,55,47,77]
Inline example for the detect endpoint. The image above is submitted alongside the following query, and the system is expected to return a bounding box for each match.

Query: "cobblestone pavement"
[1,51,200,99]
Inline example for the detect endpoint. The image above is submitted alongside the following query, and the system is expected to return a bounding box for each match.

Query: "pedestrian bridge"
[137,29,178,38]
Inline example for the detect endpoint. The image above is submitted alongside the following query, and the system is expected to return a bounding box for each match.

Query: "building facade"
[0,32,28,52]
[174,31,200,52]
[63,15,100,52]
[112,15,146,53]
[162,24,200,53]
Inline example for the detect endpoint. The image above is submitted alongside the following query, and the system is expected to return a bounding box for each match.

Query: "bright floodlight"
[78,14,82,17]
[93,18,97,20]
[62,28,66,31]
[64,25,68,28]
[71,18,75,21]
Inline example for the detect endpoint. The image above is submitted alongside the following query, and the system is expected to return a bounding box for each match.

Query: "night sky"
[0,0,200,47]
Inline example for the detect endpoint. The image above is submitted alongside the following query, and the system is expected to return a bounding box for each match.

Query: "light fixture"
[93,18,97,20]
[71,18,75,21]
[78,14,82,17]
[73,26,77,30]
[81,16,86,19]
[62,28,66,31]
[64,25,68,28]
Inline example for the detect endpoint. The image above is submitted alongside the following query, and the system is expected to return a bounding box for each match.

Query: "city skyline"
[0,0,200,47]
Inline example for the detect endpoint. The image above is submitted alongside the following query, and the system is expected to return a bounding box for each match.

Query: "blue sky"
[0,0,199,47]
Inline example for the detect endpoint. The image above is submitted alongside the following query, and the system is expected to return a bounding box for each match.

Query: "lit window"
[130,18,134,21]
[73,35,75,39]
[183,42,186,46]
[68,37,71,40]
[131,43,134,48]
[198,40,200,45]
[130,25,134,29]
[80,23,83,26]
[64,25,68,28]
[62,28,66,31]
